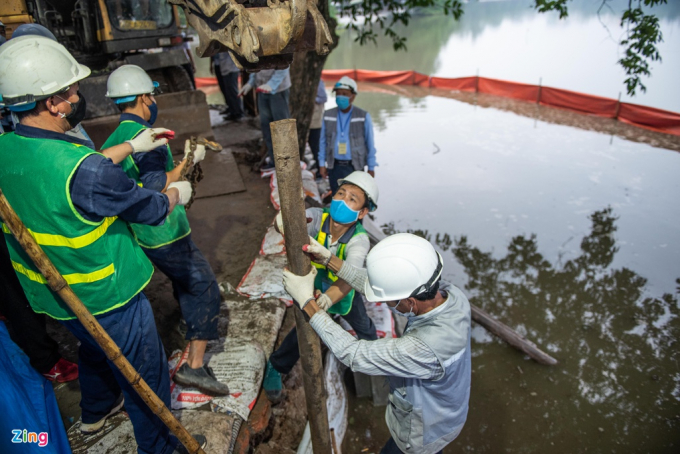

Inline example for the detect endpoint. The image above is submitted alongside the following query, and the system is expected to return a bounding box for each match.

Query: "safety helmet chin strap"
[409,252,444,299]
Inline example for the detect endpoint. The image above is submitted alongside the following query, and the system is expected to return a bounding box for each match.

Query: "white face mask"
[389,299,416,318]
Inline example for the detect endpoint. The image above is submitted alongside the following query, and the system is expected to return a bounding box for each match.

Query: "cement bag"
[259,221,285,256]
[296,351,348,454]
[168,338,266,420]
[236,255,293,306]
[269,162,322,210]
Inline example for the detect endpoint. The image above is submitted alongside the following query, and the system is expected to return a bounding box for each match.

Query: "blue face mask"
[330,199,360,224]
[336,95,351,111]
[147,101,158,125]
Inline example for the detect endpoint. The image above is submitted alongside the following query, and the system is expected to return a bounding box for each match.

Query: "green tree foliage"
[534,0,667,95]
[333,0,464,50]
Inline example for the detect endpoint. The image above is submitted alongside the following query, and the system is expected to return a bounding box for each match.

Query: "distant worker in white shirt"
[283,233,471,454]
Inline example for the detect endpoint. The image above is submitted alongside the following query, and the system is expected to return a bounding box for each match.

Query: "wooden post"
[270,119,332,454]
[614,92,622,120]
[537,77,543,104]
[0,191,204,454]
[471,305,558,365]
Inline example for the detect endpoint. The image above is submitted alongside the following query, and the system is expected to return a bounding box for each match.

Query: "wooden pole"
[471,305,557,365]
[0,191,205,454]
[270,119,332,454]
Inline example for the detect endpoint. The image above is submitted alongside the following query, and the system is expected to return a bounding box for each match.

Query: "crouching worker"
[103,65,229,396]
[0,36,205,452]
[283,233,471,454]
[264,171,379,401]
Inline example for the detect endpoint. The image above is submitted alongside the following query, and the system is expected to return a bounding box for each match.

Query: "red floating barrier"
[540,87,618,118]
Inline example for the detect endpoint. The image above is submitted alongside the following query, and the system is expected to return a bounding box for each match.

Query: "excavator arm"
[169,0,332,70]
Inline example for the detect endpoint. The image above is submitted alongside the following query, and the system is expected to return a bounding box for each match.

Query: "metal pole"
[270,119,332,454]
[0,190,204,454]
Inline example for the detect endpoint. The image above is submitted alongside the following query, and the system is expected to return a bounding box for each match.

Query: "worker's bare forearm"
[325,281,352,304]
[164,187,180,213]
[100,143,133,165]
[327,255,344,274]
[164,160,189,190]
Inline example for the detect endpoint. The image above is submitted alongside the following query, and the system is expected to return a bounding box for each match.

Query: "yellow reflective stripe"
[2,217,117,248]
[12,261,115,285]
[11,261,48,284]
[314,213,339,281]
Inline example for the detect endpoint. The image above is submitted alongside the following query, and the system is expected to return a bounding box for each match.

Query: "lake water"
[339,87,680,453]
[327,0,680,112]
[323,1,680,452]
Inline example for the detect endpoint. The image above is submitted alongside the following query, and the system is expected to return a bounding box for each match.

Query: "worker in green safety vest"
[263,171,380,401]
[0,36,208,452]
[102,64,229,397]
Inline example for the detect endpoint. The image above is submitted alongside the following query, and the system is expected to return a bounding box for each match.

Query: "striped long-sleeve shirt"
[309,295,448,380]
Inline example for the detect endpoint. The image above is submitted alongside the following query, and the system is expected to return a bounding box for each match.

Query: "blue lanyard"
[338,110,351,139]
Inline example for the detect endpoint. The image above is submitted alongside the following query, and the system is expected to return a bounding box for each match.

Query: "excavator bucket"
[169,0,333,70]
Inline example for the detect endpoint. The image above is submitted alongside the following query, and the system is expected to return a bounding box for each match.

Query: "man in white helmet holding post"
[283,233,471,454]
[0,36,205,453]
[263,171,379,402]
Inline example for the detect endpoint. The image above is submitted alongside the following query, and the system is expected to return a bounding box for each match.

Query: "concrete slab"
[194,148,247,200]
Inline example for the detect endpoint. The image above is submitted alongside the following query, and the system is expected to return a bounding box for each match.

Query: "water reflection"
[383,207,680,451]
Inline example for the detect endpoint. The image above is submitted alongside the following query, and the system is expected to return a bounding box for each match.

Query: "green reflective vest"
[102,120,191,249]
[0,132,154,320]
[311,210,367,316]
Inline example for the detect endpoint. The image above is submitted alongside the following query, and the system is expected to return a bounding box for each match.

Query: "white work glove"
[238,83,253,97]
[274,212,313,235]
[184,140,206,165]
[167,181,193,206]
[316,293,333,311]
[126,128,171,153]
[302,236,332,266]
[257,84,273,94]
[282,268,317,309]
[275,211,285,235]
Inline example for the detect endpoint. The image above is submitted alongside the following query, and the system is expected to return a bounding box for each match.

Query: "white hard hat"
[338,171,379,211]
[363,233,443,302]
[0,35,90,111]
[106,65,159,103]
[333,76,358,94]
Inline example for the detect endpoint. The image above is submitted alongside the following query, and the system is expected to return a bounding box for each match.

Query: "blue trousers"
[142,235,221,341]
[328,161,356,194]
[61,294,173,454]
[258,89,290,162]
[215,69,244,118]
[269,291,377,374]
